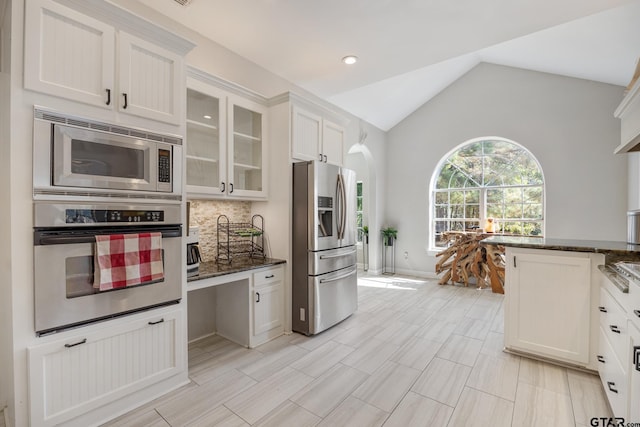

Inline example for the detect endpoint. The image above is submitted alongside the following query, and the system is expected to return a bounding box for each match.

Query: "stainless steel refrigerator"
[292,161,358,335]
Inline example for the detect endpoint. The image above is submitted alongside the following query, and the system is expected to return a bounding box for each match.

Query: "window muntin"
[356,181,363,243]
[432,139,544,248]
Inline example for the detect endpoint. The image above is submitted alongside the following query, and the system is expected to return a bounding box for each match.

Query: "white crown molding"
[186,66,268,106]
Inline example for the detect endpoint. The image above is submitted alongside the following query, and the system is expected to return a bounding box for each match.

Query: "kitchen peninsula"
[483,235,640,420]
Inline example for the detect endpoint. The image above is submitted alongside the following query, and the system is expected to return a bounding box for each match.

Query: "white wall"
[0,0,11,416]
[344,124,387,273]
[386,63,626,277]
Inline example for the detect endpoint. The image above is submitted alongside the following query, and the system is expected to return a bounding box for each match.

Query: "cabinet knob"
[607,381,618,393]
[609,325,621,334]
[319,154,323,162]
[598,306,607,313]
[597,355,605,363]
[323,154,328,162]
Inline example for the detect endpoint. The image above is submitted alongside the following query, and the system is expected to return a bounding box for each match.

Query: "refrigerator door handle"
[335,173,343,239]
[336,173,346,240]
[319,249,357,259]
[319,268,357,284]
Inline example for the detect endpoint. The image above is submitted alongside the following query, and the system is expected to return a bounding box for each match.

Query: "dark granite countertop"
[187,258,286,282]
[482,236,640,256]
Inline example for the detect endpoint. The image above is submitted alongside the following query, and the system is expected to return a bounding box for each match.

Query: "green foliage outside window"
[433,139,544,248]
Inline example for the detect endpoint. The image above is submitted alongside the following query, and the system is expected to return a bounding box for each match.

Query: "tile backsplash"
[188,200,251,262]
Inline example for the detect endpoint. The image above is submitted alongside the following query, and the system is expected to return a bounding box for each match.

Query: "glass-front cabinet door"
[227,95,267,198]
[186,76,267,199]
[185,81,225,195]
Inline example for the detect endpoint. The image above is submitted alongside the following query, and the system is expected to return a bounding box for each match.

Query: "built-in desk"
[187,259,286,348]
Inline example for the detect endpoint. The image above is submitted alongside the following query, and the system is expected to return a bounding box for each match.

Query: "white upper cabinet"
[229,95,267,198]
[292,105,345,166]
[186,81,226,195]
[614,67,640,153]
[24,0,193,126]
[322,119,345,166]
[292,107,322,162]
[24,0,115,108]
[186,72,268,200]
[117,32,184,125]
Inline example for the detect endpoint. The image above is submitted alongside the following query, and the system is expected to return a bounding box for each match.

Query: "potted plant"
[362,225,369,244]
[381,226,398,246]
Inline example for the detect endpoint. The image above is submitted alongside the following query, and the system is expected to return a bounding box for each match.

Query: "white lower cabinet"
[252,267,284,340]
[505,248,592,365]
[28,307,184,427]
[597,326,628,418]
[189,264,285,349]
[629,321,640,422]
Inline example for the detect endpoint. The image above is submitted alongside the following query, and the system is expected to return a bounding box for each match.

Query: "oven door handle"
[34,226,182,245]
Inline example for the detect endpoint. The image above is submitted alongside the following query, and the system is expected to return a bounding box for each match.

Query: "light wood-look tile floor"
[103,273,612,427]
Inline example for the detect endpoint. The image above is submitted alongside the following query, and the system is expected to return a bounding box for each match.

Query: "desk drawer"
[599,287,629,367]
[253,265,284,288]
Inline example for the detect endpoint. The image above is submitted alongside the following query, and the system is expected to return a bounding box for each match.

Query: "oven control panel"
[65,209,164,224]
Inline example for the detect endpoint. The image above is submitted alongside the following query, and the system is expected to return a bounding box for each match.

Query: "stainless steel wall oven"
[33,202,182,335]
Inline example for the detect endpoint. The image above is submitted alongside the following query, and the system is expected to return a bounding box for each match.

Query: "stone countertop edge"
[481,235,640,256]
[187,258,286,282]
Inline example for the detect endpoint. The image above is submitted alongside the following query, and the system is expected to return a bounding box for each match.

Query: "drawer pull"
[148,319,164,326]
[634,309,640,318]
[256,292,260,303]
[265,274,275,279]
[634,346,640,372]
[609,325,621,334]
[64,338,87,348]
[598,306,607,313]
[607,381,618,394]
[597,355,605,363]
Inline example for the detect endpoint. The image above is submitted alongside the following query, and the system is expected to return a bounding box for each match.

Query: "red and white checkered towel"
[94,232,164,291]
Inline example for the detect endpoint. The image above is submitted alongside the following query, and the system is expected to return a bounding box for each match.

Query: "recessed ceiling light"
[203,115,212,120]
[342,55,358,65]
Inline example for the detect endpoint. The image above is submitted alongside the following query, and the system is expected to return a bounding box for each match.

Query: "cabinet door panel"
[322,119,345,166]
[28,308,183,427]
[186,80,226,195]
[25,0,115,108]
[506,249,590,364]
[228,96,267,198]
[118,32,182,125]
[630,322,640,422]
[253,283,283,336]
[292,107,322,162]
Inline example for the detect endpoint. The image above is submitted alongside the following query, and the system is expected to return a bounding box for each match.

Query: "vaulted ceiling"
[139,0,640,130]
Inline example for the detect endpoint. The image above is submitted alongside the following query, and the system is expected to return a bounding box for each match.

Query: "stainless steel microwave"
[33,108,183,199]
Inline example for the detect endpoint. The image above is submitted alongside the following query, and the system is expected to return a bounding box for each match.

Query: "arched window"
[431,137,544,249]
